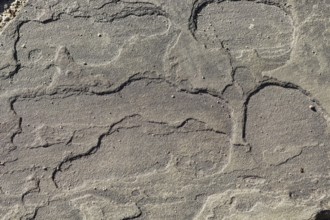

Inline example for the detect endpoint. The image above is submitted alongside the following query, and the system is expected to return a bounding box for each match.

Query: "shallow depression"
[245,85,327,165]
[194,1,294,58]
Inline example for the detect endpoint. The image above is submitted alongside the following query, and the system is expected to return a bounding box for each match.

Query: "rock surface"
[0,0,330,219]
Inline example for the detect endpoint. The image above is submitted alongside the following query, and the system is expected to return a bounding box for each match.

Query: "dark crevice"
[65,131,75,145]
[272,149,303,166]
[220,40,235,87]
[93,0,121,10]
[7,63,20,79]
[314,210,330,220]
[10,116,21,144]
[91,73,164,96]
[37,15,63,24]
[13,21,28,61]
[175,118,227,135]
[26,206,39,220]
[238,174,263,179]
[21,179,40,204]
[179,87,227,103]
[0,19,28,79]
[95,2,168,22]
[176,117,206,129]
[188,0,217,38]
[0,0,14,14]
[7,20,30,79]
[149,129,226,137]
[144,117,228,137]
[221,83,234,96]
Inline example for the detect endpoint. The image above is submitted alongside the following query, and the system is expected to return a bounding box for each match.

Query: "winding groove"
[51,114,140,188]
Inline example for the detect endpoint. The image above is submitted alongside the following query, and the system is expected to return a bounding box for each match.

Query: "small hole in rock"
[315,210,330,220]
[309,105,317,112]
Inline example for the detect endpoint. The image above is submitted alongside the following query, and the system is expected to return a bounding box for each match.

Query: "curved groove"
[188,0,291,38]
[242,78,328,140]
[51,114,140,188]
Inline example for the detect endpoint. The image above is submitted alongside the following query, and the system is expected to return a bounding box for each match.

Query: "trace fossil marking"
[17,2,169,66]
[190,0,294,60]
[12,79,231,189]
[0,0,330,219]
[245,84,327,165]
[55,115,230,189]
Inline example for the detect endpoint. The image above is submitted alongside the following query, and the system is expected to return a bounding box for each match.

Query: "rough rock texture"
[0,0,330,219]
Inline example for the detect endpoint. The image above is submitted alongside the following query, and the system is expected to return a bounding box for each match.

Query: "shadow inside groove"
[315,210,330,220]
[0,0,14,14]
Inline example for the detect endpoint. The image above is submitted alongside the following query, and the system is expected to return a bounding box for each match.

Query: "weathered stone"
[0,0,330,219]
